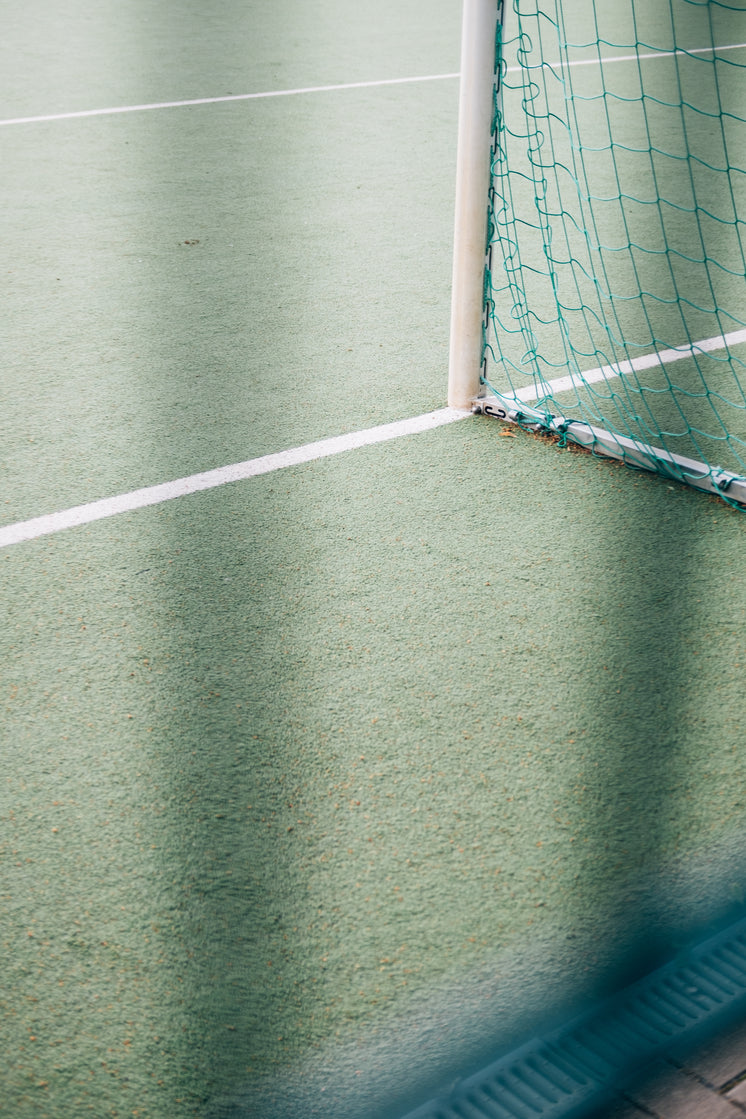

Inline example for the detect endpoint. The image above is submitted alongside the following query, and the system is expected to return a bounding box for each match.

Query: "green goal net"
[474,0,746,506]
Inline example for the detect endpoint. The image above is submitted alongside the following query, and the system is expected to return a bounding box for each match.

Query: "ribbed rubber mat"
[400,915,746,1119]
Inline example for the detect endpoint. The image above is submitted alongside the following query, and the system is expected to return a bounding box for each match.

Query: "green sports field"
[2,3,746,1118]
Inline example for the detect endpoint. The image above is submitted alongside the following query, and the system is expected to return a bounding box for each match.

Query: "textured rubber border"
[401,915,746,1119]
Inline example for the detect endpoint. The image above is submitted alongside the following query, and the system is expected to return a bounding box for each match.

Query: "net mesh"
[481,0,746,505]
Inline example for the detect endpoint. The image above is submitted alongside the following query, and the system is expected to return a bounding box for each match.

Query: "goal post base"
[474,392,746,507]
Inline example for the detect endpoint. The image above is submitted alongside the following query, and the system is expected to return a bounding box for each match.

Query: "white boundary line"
[505,327,746,405]
[0,74,460,127]
[3,328,746,550]
[1,42,744,129]
[548,40,746,71]
[0,408,470,549]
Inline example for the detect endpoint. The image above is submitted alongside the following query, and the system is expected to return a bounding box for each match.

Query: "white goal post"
[447,0,502,411]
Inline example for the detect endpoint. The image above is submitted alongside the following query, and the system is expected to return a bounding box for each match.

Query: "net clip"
[472,397,522,424]
[711,469,734,493]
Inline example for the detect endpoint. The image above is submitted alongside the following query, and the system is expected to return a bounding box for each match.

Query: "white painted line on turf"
[500,327,746,405]
[0,73,460,127]
[546,41,746,71]
[3,329,745,549]
[0,408,471,549]
[3,41,743,128]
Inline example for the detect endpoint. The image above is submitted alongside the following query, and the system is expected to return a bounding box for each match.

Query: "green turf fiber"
[3,1,746,1115]
[3,421,745,1118]
[1,80,457,528]
[0,0,460,120]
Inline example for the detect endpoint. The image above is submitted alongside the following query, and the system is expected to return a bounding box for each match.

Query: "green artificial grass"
[3,421,745,1118]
